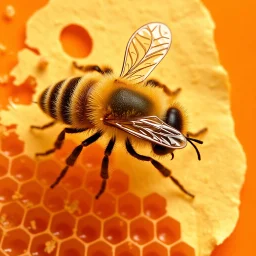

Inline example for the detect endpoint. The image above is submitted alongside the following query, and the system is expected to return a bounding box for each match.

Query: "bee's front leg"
[125,138,195,198]
[146,79,181,97]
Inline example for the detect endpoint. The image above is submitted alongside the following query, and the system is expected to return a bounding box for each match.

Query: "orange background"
[0,0,255,255]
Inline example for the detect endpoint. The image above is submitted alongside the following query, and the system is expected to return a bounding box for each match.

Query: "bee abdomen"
[59,77,81,124]
[38,87,50,113]
[48,80,64,119]
[38,76,98,127]
[38,77,82,124]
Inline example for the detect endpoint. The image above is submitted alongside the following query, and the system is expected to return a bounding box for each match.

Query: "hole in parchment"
[60,24,92,58]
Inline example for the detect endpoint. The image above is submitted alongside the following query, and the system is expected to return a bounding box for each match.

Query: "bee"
[32,22,204,199]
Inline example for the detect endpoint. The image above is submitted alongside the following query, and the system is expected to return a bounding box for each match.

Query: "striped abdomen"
[38,76,96,128]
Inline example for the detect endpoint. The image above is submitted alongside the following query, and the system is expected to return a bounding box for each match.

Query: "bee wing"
[120,22,172,84]
[105,116,187,149]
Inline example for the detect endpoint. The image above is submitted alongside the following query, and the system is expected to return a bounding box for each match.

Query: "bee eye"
[165,107,183,132]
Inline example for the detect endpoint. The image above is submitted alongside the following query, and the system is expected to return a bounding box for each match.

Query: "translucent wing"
[105,116,187,149]
[120,22,172,84]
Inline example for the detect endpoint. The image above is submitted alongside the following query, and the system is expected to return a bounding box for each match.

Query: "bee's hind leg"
[146,79,181,97]
[35,127,87,157]
[73,61,113,75]
[95,137,116,199]
[125,138,195,198]
[50,131,102,189]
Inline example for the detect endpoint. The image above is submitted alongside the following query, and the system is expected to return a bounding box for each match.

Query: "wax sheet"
[0,0,246,255]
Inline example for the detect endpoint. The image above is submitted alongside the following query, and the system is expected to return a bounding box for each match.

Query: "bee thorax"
[108,88,153,118]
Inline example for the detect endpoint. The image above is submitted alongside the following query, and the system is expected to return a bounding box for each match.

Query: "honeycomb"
[0,131,195,256]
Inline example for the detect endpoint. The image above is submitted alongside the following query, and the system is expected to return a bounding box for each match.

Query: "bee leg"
[50,131,102,189]
[125,138,195,198]
[73,61,113,75]
[35,128,87,157]
[187,127,208,138]
[146,79,181,96]
[95,137,116,199]
[30,121,56,130]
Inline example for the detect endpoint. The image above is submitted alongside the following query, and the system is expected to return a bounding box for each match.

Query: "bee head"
[152,106,186,156]
[152,106,203,160]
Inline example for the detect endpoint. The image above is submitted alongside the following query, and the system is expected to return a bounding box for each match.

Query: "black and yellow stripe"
[38,76,98,127]
[58,77,81,124]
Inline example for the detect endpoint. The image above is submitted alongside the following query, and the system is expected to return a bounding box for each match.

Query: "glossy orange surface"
[201,1,256,255]
[0,0,255,255]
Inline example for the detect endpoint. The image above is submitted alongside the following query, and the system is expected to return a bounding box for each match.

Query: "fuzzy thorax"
[88,75,169,143]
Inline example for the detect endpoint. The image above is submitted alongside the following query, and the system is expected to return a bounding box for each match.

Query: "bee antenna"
[32,101,38,104]
[186,136,203,161]
[186,137,203,144]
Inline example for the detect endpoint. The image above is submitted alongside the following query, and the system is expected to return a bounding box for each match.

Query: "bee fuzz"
[0,43,7,55]
[4,5,16,20]
[37,57,49,70]
[0,75,9,84]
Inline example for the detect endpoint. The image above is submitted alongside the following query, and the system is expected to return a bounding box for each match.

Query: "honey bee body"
[39,73,171,144]
[34,22,203,199]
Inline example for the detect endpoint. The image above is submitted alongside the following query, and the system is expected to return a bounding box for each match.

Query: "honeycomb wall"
[0,130,195,256]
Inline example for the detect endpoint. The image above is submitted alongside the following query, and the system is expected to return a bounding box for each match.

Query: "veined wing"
[120,22,172,84]
[104,116,187,149]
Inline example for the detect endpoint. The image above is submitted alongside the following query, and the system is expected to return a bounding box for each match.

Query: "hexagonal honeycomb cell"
[130,217,154,245]
[87,241,113,256]
[68,189,92,216]
[170,242,195,256]
[10,155,35,181]
[1,132,24,157]
[0,153,9,177]
[93,192,116,219]
[115,242,140,256]
[104,217,127,244]
[118,193,141,219]
[143,193,167,219]
[60,165,85,190]
[43,187,68,212]
[59,239,85,256]
[85,169,103,195]
[143,242,168,256]
[30,234,57,256]
[157,216,181,245]
[80,143,104,169]
[19,180,43,207]
[50,212,75,239]
[37,159,61,186]
[24,207,50,234]
[0,202,24,229]
[2,229,30,256]
[0,177,18,203]
[108,170,129,196]
[77,215,101,243]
